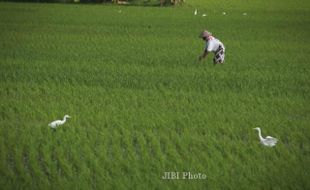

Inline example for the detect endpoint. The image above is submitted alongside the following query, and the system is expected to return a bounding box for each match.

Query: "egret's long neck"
[62,116,67,123]
[257,129,263,140]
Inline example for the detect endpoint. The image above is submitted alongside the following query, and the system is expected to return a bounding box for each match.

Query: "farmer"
[198,30,225,64]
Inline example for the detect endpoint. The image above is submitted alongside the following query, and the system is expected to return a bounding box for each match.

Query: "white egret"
[194,9,198,15]
[48,115,71,129]
[253,127,278,147]
[202,14,207,17]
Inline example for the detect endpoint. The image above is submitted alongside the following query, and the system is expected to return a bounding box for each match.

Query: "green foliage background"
[0,0,309,189]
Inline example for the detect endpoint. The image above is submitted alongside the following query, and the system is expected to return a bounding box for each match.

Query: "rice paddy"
[0,0,309,189]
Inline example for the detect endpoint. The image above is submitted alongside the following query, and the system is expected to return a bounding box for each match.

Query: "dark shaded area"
[0,0,185,6]
[0,0,184,5]
[0,0,112,3]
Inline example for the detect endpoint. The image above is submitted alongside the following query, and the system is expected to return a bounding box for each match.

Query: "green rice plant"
[0,0,309,189]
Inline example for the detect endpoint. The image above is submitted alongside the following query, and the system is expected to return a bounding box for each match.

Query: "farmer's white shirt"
[205,36,225,52]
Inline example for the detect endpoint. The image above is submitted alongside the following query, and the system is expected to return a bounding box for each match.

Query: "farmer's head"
[200,30,212,40]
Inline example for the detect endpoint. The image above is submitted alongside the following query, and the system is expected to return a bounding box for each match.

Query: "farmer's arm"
[198,50,209,61]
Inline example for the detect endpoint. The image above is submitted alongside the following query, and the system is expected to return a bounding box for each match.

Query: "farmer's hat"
[199,30,212,38]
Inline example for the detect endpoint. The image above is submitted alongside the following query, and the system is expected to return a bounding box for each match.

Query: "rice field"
[0,0,310,189]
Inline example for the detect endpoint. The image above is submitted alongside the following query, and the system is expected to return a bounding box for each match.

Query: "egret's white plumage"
[202,14,207,17]
[253,127,278,147]
[49,115,71,129]
[194,9,198,15]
